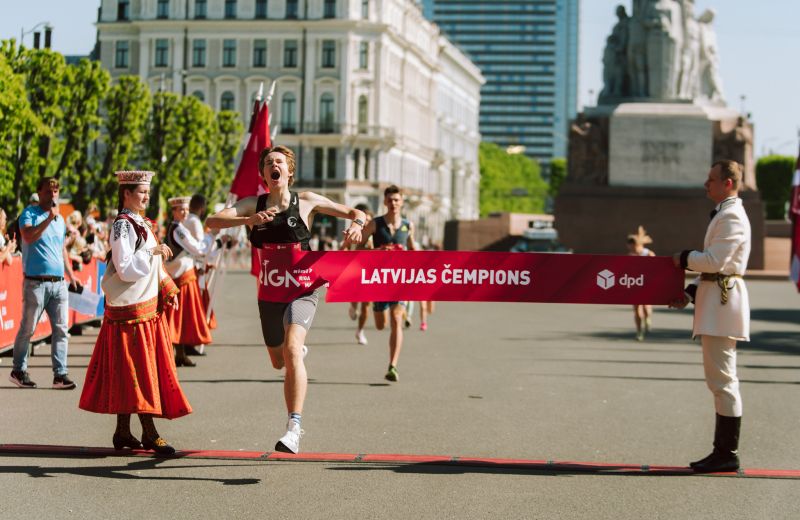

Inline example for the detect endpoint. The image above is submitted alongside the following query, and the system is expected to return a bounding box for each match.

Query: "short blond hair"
[712,160,742,190]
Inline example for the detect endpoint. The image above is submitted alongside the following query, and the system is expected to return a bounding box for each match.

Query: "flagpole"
[206,81,270,323]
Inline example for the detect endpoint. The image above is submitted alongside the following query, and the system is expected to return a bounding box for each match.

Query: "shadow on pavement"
[0,454,261,485]
[328,461,796,480]
[750,308,800,326]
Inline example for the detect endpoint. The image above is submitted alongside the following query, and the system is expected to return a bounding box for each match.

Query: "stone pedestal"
[558,101,763,269]
[554,184,765,270]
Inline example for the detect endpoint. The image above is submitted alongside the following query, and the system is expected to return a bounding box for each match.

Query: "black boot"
[691,414,740,473]
[174,344,196,367]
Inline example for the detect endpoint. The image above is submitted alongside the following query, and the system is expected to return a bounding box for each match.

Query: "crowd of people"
[2,151,752,473]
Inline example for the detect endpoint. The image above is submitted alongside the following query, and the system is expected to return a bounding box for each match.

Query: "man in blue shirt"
[9,177,80,389]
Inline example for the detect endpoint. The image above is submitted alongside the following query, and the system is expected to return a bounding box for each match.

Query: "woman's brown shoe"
[113,433,143,450]
[142,436,176,456]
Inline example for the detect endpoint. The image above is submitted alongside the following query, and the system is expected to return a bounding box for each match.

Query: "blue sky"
[1,0,798,157]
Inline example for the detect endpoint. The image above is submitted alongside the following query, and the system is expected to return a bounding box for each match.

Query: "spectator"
[0,208,16,265]
[8,177,80,390]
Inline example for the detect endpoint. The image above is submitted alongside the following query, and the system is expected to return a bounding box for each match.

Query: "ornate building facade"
[96,0,483,243]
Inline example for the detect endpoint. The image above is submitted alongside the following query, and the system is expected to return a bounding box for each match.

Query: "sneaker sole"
[53,383,77,390]
[8,375,36,389]
[274,441,298,454]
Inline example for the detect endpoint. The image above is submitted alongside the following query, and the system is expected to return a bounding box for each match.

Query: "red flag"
[229,102,271,200]
[790,150,800,291]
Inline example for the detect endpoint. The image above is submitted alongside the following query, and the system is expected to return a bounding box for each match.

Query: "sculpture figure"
[600,5,630,100]
[698,8,725,103]
[643,0,684,99]
[626,0,649,97]
[677,0,701,99]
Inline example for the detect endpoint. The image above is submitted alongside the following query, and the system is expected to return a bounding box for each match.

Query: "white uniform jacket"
[686,197,751,341]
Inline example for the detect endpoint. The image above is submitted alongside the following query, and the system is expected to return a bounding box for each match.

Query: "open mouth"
[271,172,281,180]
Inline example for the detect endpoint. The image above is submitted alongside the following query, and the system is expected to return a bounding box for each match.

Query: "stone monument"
[555,0,764,268]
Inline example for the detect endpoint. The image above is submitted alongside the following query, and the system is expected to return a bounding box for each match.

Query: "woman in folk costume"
[626,226,656,341]
[79,171,191,456]
[163,196,214,367]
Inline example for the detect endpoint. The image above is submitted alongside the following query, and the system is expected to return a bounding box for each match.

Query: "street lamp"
[20,21,52,49]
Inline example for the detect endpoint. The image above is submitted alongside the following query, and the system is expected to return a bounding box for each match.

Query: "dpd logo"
[597,269,645,290]
[597,269,615,290]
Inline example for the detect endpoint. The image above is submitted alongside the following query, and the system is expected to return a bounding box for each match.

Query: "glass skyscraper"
[423,0,579,161]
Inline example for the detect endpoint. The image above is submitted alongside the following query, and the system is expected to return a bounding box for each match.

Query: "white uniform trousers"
[701,335,742,417]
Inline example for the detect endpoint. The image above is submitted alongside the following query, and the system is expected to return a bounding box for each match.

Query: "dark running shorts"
[258,290,320,347]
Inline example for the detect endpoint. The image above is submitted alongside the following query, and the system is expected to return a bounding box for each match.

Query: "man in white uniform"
[671,160,751,473]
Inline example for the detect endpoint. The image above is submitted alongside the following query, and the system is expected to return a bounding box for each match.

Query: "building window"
[192,90,205,101]
[323,0,336,18]
[364,149,370,180]
[117,0,130,20]
[319,93,335,133]
[283,40,298,68]
[255,0,267,18]
[281,94,296,134]
[327,148,337,179]
[223,39,237,67]
[195,0,207,18]
[220,91,235,111]
[357,95,368,132]
[286,0,298,19]
[155,39,169,67]
[192,39,206,67]
[361,0,369,19]
[321,40,335,68]
[252,39,267,67]
[114,41,129,68]
[353,149,361,180]
[157,0,169,19]
[359,41,368,69]
[225,0,237,19]
[314,148,324,182]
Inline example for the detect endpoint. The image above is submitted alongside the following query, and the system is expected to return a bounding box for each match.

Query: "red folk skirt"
[79,297,192,419]
[166,268,213,346]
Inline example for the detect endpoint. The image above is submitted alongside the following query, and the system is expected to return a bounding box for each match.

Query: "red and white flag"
[790,148,800,291]
[229,99,271,200]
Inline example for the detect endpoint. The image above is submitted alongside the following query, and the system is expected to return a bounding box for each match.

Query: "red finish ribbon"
[254,249,685,305]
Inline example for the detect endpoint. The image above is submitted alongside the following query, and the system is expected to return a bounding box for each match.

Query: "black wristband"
[679,250,692,270]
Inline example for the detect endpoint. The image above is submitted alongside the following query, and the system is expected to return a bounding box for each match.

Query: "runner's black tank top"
[372,215,410,250]
[249,192,312,250]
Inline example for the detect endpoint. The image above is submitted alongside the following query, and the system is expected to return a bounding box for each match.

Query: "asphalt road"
[2,273,800,519]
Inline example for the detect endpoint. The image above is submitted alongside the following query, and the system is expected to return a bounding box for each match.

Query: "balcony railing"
[289,122,395,140]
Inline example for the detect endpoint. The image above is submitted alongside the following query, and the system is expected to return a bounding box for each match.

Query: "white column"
[172,36,184,93]
[139,37,150,82]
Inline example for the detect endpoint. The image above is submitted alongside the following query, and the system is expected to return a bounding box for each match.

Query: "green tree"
[96,76,151,213]
[0,41,66,209]
[56,59,110,212]
[0,50,47,212]
[548,157,567,198]
[208,110,244,205]
[756,155,795,219]
[478,142,548,217]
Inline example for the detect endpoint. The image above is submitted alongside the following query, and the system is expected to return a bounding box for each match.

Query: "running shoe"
[53,374,77,390]
[385,365,399,382]
[275,420,304,454]
[9,370,37,389]
[420,322,428,332]
[348,305,357,321]
[356,330,368,345]
[636,330,645,342]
